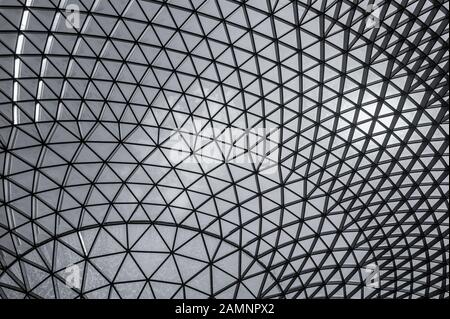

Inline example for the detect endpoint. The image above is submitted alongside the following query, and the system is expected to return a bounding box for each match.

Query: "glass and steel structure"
[0,0,448,299]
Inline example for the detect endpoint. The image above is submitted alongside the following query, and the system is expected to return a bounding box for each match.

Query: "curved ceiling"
[0,0,448,299]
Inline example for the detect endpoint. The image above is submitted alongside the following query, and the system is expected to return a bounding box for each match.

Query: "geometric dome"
[0,0,448,299]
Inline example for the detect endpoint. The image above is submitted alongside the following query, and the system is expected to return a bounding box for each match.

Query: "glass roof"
[0,0,448,299]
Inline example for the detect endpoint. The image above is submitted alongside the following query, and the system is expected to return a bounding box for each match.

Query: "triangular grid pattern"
[0,0,448,299]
